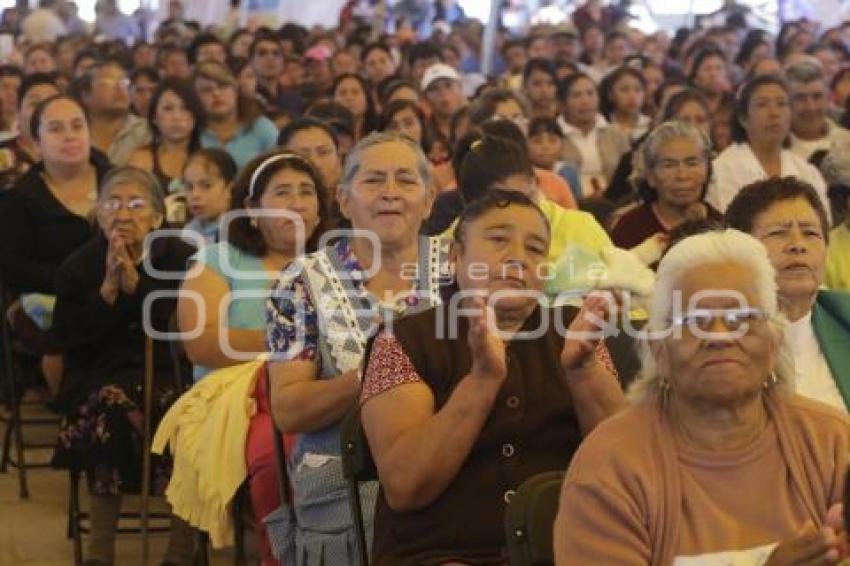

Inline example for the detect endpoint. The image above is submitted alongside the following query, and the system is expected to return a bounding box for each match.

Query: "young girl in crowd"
[181,148,238,244]
[527,116,582,200]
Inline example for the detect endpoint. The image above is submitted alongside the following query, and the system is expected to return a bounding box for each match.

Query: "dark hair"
[598,65,646,120]
[75,59,125,97]
[652,76,689,109]
[248,32,280,59]
[501,38,525,55]
[527,116,563,139]
[188,32,225,64]
[730,73,789,144]
[468,88,526,126]
[688,46,727,85]
[227,150,331,256]
[455,188,549,245]
[725,176,830,241]
[557,71,595,103]
[361,41,392,63]
[18,72,59,106]
[31,94,87,143]
[332,73,378,135]
[659,87,710,122]
[0,64,22,82]
[736,35,771,67]
[72,49,99,73]
[278,116,340,149]
[407,41,442,67]
[378,99,431,152]
[130,66,159,87]
[304,101,355,141]
[377,77,416,106]
[522,57,557,87]
[459,134,533,204]
[228,29,254,54]
[664,218,727,254]
[147,78,204,150]
[448,105,470,150]
[184,147,238,185]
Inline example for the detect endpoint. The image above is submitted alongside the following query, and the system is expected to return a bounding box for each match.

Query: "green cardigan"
[812,290,850,408]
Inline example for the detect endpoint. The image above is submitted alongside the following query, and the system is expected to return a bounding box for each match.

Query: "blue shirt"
[191,241,276,381]
[200,116,278,169]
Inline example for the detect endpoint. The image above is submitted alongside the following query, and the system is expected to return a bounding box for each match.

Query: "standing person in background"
[78,60,151,166]
[94,0,140,44]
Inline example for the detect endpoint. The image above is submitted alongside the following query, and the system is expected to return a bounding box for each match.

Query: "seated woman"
[726,176,850,412]
[554,229,850,564]
[362,189,632,564]
[180,148,237,244]
[610,121,722,265]
[51,166,196,566]
[266,132,451,562]
[820,150,850,291]
[174,149,329,564]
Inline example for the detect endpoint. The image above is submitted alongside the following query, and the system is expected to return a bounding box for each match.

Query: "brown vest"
[371,304,587,565]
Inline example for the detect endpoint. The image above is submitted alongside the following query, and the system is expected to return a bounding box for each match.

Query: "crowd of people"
[2,0,850,564]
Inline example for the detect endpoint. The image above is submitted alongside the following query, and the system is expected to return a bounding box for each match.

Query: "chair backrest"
[339,406,377,482]
[504,471,565,566]
[166,313,193,392]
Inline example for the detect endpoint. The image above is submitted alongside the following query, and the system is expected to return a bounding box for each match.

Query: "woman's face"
[647,136,707,209]
[97,182,163,248]
[742,83,791,147]
[611,73,644,116]
[655,261,776,407]
[452,203,550,313]
[334,77,368,120]
[565,77,599,125]
[338,141,434,249]
[528,131,563,170]
[364,48,395,84]
[673,100,710,137]
[524,69,556,109]
[155,90,195,143]
[25,48,56,75]
[19,83,59,140]
[37,98,90,167]
[230,33,253,59]
[694,55,729,95]
[751,197,826,307]
[252,166,321,255]
[388,106,423,144]
[387,85,419,105]
[286,127,342,190]
[131,75,158,117]
[641,65,664,106]
[183,158,231,221]
[195,76,237,120]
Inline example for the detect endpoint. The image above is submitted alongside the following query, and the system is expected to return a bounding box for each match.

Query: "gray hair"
[820,142,850,186]
[99,165,166,216]
[783,56,825,84]
[627,229,793,402]
[631,120,712,188]
[340,131,434,194]
[468,88,531,126]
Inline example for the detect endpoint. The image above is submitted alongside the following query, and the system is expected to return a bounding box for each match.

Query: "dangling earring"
[763,372,779,390]
[659,376,671,406]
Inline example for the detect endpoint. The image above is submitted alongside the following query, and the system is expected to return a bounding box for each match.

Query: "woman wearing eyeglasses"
[554,229,850,565]
[727,177,850,412]
[51,166,196,566]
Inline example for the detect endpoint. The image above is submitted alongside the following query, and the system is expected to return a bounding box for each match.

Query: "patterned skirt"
[52,382,177,496]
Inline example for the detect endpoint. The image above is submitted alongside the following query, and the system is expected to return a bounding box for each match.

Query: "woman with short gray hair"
[265,131,451,562]
[51,165,197,565]
[555,229,850,565]
[610,120,722,265]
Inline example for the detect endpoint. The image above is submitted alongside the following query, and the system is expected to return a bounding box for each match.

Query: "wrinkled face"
[250,166,321,255]
[387,106,423,144]
[564,77,599,125]
[789,79,828,131]
[183,157,230,221]
[130,75,157,117]
[337,141,433,249]
[364,48,395,84]
[528,131,563,170]
[154,90,194,143]
[751,198,826,309]
[654,261,776,408]
[285,127,342,190]
[452,203,550,313]
[87,64,131,116]
[611,74,644,116]
[37,98,90,167]
[334,77,367,120]
[741,83,791,147]
[252,40,283,79]
[647,136,708,209]
[425,79,465,119]
[195,76,237,120]
[524,69,556,109]
[97,182,163,248]
[19,83,59,139]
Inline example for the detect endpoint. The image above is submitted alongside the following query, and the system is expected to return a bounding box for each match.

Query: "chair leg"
[69,470,83,566]
[0,407,12,472]
[233,490,246,566]
[349,483,369,566]
[10,358,28,499]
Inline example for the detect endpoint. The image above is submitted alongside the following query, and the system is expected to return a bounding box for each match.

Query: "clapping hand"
[560,292,617,373]
[467,296,507,384]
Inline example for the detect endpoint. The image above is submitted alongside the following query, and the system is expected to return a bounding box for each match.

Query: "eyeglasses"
[669,307,769,335]
[99,197,152,214]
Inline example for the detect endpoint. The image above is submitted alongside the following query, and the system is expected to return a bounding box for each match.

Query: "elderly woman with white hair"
[265,131,451,562]
[51,166,197,566]
[554,229,850,565]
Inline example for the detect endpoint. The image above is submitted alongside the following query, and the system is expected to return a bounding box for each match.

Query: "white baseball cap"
[421,63,461,92]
